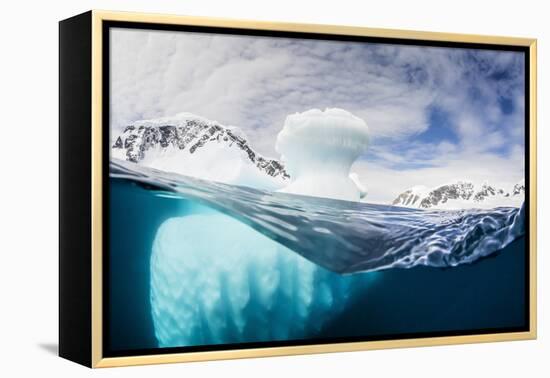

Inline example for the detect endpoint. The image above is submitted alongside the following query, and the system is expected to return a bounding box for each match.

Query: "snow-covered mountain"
[391,180,525,209]
[111,113,290,190]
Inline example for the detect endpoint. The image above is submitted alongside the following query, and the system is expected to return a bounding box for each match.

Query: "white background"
[0,0,547,376]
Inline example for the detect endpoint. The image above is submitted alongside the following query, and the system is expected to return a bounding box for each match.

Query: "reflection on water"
[111,158,525,273]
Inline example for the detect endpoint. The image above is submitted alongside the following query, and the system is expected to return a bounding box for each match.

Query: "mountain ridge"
[392,179,524,209]
[111,113,290,189]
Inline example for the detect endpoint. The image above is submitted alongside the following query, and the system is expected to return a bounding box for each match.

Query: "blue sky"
[110,28,525,202]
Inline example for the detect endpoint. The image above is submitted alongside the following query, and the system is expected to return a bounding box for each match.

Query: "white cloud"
[109,29,439,151]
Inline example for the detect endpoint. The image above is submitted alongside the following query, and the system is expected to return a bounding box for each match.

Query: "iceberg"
[349,172,368,200]
[150,209,375,347]
[146,109,379,347]
[276,108,369,202]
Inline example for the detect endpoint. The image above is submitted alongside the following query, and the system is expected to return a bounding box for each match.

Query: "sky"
[110,27,526,203]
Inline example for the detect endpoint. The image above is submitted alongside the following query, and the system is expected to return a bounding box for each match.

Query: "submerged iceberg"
[151,209,375,347]
[276,108,369,202]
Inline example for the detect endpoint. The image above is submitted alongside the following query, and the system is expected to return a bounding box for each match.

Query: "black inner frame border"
[101,20,531,359]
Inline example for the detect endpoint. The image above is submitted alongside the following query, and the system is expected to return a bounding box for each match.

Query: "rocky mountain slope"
[111,113,289,189]
[392,180,525,209]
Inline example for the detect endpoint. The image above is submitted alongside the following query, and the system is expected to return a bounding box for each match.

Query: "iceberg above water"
[276,108,370,202]
[349,172,368,200]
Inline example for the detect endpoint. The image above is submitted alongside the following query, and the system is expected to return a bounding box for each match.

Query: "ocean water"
[107,159,527,354]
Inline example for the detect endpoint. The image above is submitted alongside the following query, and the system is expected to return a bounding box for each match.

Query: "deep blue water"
[108,160,527,353]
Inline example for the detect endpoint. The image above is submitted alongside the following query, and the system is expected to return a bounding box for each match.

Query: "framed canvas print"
[59,10,537,368]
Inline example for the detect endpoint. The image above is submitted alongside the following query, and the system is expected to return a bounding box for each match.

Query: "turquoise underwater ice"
[151,207,376,348]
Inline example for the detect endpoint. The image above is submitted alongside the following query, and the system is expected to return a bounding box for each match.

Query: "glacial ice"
[151,209,375,347]
[349,172,368,200]
[276,108,370,202]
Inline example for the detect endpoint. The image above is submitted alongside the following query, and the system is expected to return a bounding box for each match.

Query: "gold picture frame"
[59,10,537,368]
